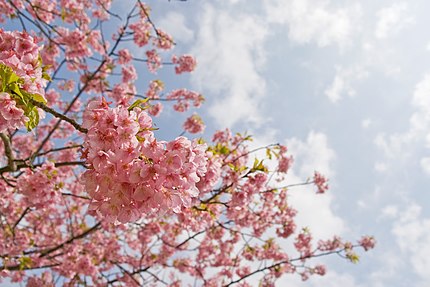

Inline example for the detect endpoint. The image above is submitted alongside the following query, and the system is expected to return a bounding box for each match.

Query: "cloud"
[157,12,194,44]
[264,0,360,48]
[391,203,430,282]
[375,74,430,166]
[420,157,430,174]
[362,118,372,128]
[190,4,268,128]
[277,271,363,287]
[374,162,387,172]
[375,3,414,39]
[287,131,336,178]
[324,66,368,103]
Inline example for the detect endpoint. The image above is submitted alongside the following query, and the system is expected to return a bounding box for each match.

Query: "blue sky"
[143,0,430,286]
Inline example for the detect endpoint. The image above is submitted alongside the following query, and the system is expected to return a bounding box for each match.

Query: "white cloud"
[375,3,414,39]
[287,131,336,178]
[375,74,430,162]
[191,4,268,128]
[374,162,387,172]
[157,12,194,44]
[277,271,363,287]
[391,203,430,282]
[264,0,360,48]
[362,118,372,128]
[324,66,368,103]
[420,157,430,174]
[381,205,399,218]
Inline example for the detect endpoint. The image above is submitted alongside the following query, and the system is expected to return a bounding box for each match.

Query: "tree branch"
[29,98,88,133]
[0,133,17,172]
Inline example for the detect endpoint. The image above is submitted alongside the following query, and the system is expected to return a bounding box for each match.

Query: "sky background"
[139,0,430,286]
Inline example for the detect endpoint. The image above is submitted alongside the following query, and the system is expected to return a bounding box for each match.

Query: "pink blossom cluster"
[183,113,205,134]
[172,54,197,74]
[166,89,205,112]
[109,83,136,105]
[0,29,47,96]
[121,65,137,83]
[26,272,54,287]
[0,92,27,132]
[129,21,151,47]
[358,236,376,251]
[148,102,163,117]
[277,145,293,174]
[27,0,56,23]
[16,162,62,208]
[57,28,93,60]
[0,2,14,23]
[154,30,174,50]
[117,49,132,65]
[146,49,162,73]
[317,236,342,251]
[40,42,60,70]
[146,79,164,99]
[196,153,222,193]
[81,98,208,223]
[294,230,313,258]
[313,171,329,194]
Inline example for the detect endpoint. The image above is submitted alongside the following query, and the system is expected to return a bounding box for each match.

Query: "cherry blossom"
[0,1,374,286]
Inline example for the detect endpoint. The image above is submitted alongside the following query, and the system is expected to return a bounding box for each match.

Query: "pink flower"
[117,49,132,64]
[172,54,197,74]
[154,30,173,50]
[0,92,27,132]
[358,236,376,251]
[146,49,162,73]
[130,21,151,47]
[183,113,205,134]
[122,65,137,83]
[313,171,329,194]
[0,30,47,98]
[148,103,163,117]
[166,89,205,112]
[81,100,208,223]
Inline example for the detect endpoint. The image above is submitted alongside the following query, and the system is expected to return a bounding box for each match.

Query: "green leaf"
[251,158,268,173]
[0,63,18,92]
[128,98,150,111]
[25,107,40,131]
[42,72,52,81]
[19,256,32,270]
[266,148,272,160]
[9,83,25,102]
[31,93,47,104]
[347,252,360,264]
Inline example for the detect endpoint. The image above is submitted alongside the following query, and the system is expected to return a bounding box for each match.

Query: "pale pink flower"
[183,113,205,134]
[313,171,329,194]
[172,54,197,74]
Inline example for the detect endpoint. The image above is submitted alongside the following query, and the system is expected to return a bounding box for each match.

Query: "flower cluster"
[183,113,205,134]
[172,54,197,74]
[313,171,329,194]
[17,162,63,208]
[129,20,151,47]
[277,145,293,174]
[146,49,162,73]
[0,92,27,133]
[358,236,376,251]
[166,89,205,112]
[0,29,46,96]
[81,98,208,223]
